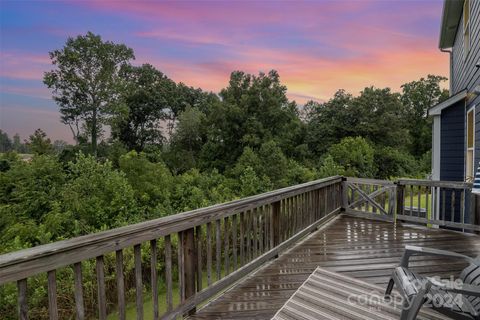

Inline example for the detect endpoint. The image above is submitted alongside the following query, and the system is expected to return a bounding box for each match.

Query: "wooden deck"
[189,214,480,319]
[272,267,449,320]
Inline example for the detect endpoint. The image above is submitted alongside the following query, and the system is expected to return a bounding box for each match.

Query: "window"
[466,107,475,181]
[464,0,471,58]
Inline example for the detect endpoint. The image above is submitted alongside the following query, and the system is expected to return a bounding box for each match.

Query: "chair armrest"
[400,246,475,267]
[428,277,480,297]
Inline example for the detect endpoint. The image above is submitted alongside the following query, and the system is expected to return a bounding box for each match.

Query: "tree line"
[0,32,448,319]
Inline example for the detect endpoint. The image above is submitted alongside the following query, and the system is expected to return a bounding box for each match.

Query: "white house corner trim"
[432,115,441,180]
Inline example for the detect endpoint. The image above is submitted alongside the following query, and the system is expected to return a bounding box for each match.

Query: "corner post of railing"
[395,181,404,223]
[271,200,281,251]
[182,228,196,315]
[340,176,348,212]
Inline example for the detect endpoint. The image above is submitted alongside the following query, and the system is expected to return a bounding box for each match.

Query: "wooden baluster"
[178,232,185,301]
[410,185,414,217]
[150,240,159,320]
[264,206,269,251]
[425,187,430,223]
[164,235,173,312]
[96,256,106,320]
[316,189,322,220]
[73,262,85,320]
[259,207,264,254]
[365,185,370,212]
[196,226,202,292]
[396,183,405,220]
[292,196,296,233]
[232,215,237,270]
[417,186,422,217]
[183,228,196,315]
[442,189,446,221]
[17,279,28,320]
[253,209,258,258]
[239,212,245,266]
[324,187,328,217]
[272,201,281,248]
[246,211,251,261]
[134,244,144,320]
[47,270,58,320]
[224,216,230,275]
[451,190,456,222]
[115,250,126,320]
[206,223,212,286]
[216,220,221,280]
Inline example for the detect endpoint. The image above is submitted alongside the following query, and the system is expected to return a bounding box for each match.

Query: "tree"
[200,70,303,170]
[0,130,12,153]
[326,137,376,178]
[401,75,449,157]
[166,106,207,172]
[25,129,53,155]
[44,32,135,155]
[306,87,408,157]
[306,90,354,155]
[13,134,28,153]
[114,64,176,151]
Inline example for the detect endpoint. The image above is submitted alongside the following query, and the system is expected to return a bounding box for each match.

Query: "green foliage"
[199,70,303,170]
[44,31,135,154]
[401,75,449,157]
[374,146,419,179]
[326,137,376,178]
[171,169,235,212]
[114,64,176,150]
[238,166,271,197]
[26,129,54,155]
[62,153,137,232]
[317,155,345,178]
[119,151,173,218]
[0,130,12,152]
[166,106,207,173]
[306,87,408,155]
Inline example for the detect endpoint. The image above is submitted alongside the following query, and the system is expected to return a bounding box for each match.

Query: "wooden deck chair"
[385,245,480,320]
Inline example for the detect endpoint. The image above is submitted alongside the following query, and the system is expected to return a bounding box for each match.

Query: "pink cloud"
[0,52,51,80]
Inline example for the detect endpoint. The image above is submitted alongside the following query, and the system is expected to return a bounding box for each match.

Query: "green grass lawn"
[354,192,431,220]
[107,268,228,319]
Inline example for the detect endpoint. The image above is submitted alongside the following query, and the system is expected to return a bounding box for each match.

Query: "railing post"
[183,228,196,315]
[341,177,348,211]
[395,182,404,222]
[271,201,281,248]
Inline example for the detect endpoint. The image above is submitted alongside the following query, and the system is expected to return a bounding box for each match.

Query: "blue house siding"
[440,100,465,181]
[451,0,480,95]
[440,99,465,223]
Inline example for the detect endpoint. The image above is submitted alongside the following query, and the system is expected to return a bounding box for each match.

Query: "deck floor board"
[188,214,480,319]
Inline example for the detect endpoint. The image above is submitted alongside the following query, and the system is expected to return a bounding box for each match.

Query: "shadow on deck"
[189,214,480,319]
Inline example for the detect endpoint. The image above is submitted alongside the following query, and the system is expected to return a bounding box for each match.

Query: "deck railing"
[0,176,343,320]
[343,177,479,232]
[396,179,478,231]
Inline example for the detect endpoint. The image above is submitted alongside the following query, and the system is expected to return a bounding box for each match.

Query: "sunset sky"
[0,0,448,143]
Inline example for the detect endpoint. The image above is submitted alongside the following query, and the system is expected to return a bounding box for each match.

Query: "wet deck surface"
[189,214,480,319]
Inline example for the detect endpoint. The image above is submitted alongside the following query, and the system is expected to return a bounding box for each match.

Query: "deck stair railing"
[0,176,343,320]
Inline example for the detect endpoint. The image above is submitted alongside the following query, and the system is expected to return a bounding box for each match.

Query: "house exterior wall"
[440,100,465,181]
[451,0,480,96]
[449,0,480,179]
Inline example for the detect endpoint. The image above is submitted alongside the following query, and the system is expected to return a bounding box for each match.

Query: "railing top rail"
[397,179,472,189]
[0,176,342,284]
[346,177,396,186]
